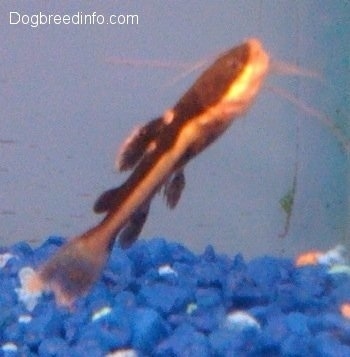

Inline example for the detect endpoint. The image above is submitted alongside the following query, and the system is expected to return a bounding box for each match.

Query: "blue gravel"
[1,236,350,356]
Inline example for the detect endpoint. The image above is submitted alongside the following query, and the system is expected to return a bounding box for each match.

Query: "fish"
[28,38,270,307]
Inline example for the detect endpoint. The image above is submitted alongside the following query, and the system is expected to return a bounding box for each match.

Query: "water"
[0,1,348,258]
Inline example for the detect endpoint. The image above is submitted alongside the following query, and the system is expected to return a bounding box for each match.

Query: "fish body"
[35,38,269,306]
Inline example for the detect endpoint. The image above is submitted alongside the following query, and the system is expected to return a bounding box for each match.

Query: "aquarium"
[1,1,349,355]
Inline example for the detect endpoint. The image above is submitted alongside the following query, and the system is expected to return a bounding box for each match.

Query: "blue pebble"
[78,323,127,353]
[32,237,65,264]
[209,327,259,355]
[23,306,66,349]
[193,260,224,288]
[331,275,350,302]
[10,241,33,259]
[231,253,247,271]
[201,245,217,262]
[70,339,103,356]
[312,332,350,356]
[83,281,114,311]
[292,265,330,310]
[263,308,289,344]
[155,322,209,356]
[3,318,27,344]
[286,312,309,335]
[43,236,66,247]
[126,240,154,277]
[247,256,290,288]
[189,306,224,333]
[112,291,137,309]
[138,283,192,315]
[195,287,222,308]
[0,280,17,311]
[281,334,313,356]
[1,236,350,355]
[309,312,350,341]
[2,254,25,276]
[224,270,269,308]
[168,242,197,264]
[172,261,198,288]
[131,307,169,354]
[146,238,173,266]
[38,337,69,356]
[63,309,90,344]
[104,246,134,290]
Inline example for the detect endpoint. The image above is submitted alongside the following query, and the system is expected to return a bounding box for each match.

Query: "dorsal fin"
[118,201,150,248]
[93,186,123,213]
[117,117,166,171]
[163,169,185,209]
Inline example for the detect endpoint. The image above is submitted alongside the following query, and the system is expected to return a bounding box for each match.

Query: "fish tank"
[1,1,349,355]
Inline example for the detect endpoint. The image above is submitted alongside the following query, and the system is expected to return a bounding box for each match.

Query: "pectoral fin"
[93,186,123,213]
[118,200,150,248]
[163,169,185,209]
[117,117,165,171]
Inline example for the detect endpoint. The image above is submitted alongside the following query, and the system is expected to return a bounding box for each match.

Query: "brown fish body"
[34,39,269,306]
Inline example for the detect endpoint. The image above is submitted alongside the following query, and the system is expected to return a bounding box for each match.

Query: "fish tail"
[37,224,117,307]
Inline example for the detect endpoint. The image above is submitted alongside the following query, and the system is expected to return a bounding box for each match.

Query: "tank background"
[0,1,348,258]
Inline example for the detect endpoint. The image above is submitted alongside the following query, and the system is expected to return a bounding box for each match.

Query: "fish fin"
[37,226,114,307]
[93,186,123,213]
[118,201,150,248]
[163,169,185,209]
[117,117,165,171]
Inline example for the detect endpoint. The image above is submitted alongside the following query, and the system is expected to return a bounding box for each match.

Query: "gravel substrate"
[1,236,350,356]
